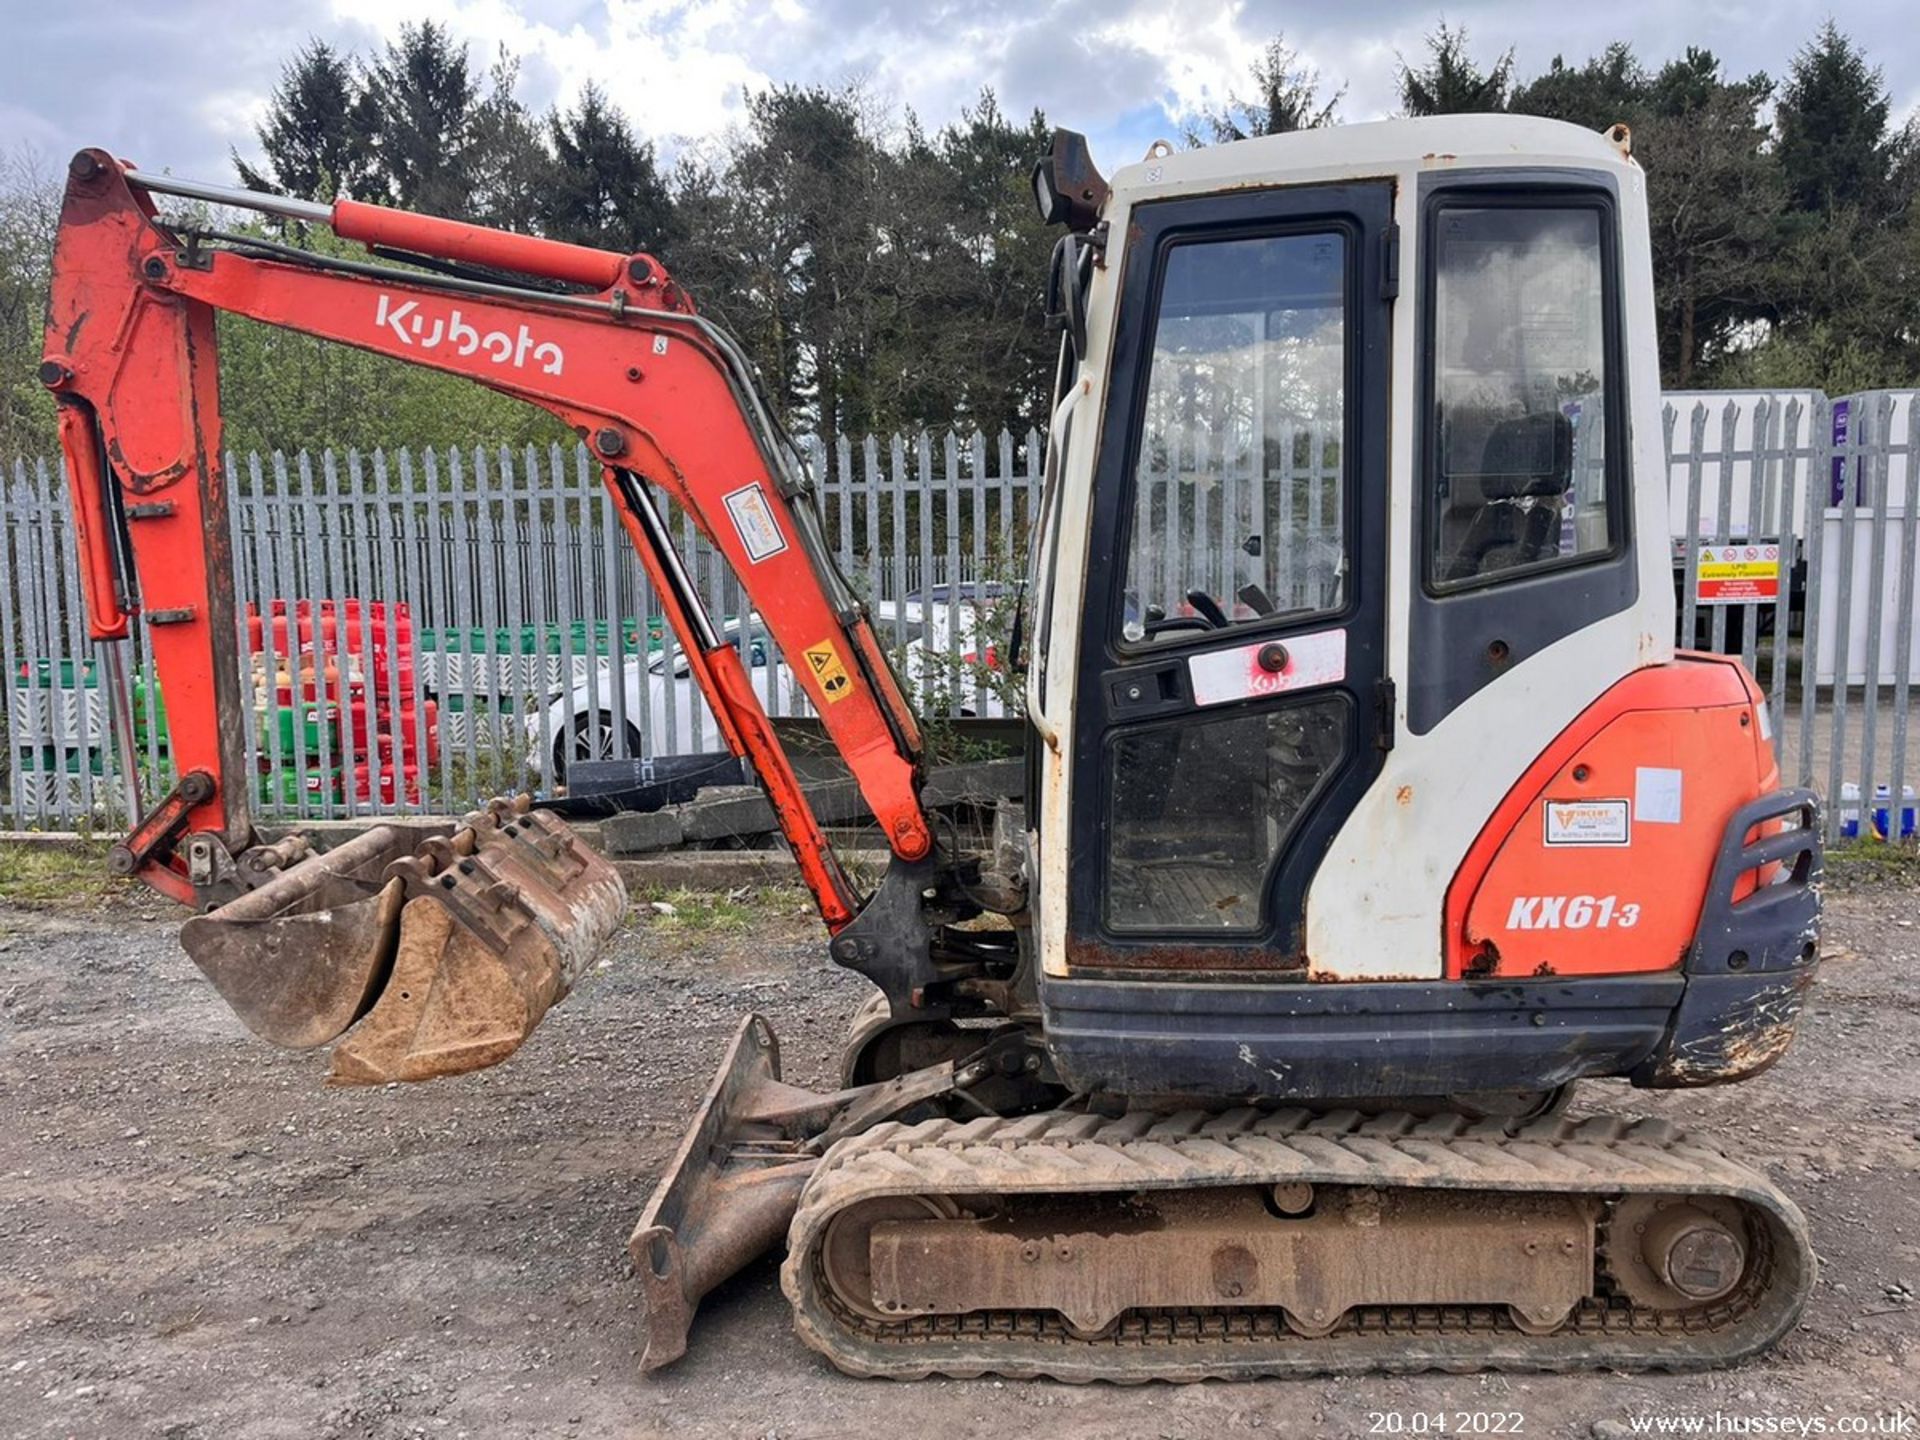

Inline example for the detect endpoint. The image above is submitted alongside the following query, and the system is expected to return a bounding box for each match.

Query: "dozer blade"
[630,1015,963,1371]
[178,798,626,1084]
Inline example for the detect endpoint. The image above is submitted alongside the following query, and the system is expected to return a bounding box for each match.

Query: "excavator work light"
[1031,127,1108,231]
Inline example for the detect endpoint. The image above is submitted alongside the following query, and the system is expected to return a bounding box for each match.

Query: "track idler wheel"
[820,1195,963,1321]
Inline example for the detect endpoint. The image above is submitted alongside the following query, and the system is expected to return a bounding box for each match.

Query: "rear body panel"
[1040,660,1822,1100]
[1449,654,1779,980]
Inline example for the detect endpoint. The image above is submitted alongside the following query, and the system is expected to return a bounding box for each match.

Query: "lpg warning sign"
[803,638,854,703]
[1695,543,1781,605]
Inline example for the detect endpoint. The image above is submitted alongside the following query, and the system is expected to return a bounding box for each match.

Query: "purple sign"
[1830,397,1862,506]
[1830,398,1847,504]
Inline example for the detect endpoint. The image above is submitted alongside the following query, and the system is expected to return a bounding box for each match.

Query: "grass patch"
[1825,838,1920,888]
[0,839,117,909]
[632,884,801,933]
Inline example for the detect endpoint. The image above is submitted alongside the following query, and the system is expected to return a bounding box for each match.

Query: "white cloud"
[1092,2,1268,118]
[5,0,1914,186]
[325,0,781,146]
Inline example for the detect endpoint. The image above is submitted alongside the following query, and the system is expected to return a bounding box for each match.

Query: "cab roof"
[1105,114,1634,205]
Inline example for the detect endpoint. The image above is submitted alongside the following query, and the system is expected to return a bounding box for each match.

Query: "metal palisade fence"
[2,431,1038,830]
[1664,389,1917,842]
[3,392,1917,844]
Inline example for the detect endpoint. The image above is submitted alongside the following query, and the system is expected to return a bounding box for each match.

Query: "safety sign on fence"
[1694,543,1782,605]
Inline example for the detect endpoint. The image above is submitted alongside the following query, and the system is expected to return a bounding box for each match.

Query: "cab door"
[1066,182,1393,972]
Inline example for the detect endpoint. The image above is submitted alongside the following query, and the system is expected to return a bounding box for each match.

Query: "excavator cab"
[1022,118,1818,1106]
[44,115,1822,1381]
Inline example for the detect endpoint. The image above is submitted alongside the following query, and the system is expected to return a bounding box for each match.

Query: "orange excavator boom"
[44,151,936,921]
[41,150,948,1084]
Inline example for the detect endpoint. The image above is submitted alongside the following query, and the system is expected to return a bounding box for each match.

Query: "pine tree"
[539,85,675,253]
[1398,23,1514,116]
[1508,44,1646,131]
[234,40,368,201]
[467,49,550,235]
[0,148,61,459]
[1775,21,1898,219]
[358,22,483,218]
[884,91,1057,435]
[1744,23,1918,383]
[676,84,884,439]
[1636,54,1780,383]
[1194,36,1342,143]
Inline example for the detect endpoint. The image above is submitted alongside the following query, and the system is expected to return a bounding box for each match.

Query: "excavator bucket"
[178,799,626,1084]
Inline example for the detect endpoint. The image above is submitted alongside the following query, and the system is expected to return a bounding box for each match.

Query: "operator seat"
[1435,408,1574,583]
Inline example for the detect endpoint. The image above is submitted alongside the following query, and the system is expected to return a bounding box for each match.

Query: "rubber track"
[780,1107,1815,1382]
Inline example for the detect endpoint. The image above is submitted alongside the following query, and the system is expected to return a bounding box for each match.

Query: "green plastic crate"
[132,676,166,739]
[417,617,667,656]
[13,657,101,689]
[436,692,533,715]
[13,744,110,776]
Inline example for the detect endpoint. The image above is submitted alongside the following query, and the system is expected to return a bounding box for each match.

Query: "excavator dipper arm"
[43,149,935,928]
[39,149,972,1091]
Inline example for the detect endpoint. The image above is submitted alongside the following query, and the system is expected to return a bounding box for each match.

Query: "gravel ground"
[1,863,1916,1440]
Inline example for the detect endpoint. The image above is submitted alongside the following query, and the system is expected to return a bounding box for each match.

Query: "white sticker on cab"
[1634,766,1683,825]
[1542,798,1631,847]
[1187,628,1347,708]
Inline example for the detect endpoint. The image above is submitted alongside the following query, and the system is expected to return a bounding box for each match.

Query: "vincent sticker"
[1542,798,1631,847]
[722,483,788,564]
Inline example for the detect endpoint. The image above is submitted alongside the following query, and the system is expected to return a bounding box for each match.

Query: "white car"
[527,600,1006,780]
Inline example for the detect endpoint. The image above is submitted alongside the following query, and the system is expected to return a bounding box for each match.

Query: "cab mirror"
[1046,233,1095,362]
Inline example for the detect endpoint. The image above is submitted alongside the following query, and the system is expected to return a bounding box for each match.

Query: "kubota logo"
[374,294,565,376]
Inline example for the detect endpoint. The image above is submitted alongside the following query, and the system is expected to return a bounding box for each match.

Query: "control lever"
[1237,581,1276,617]
[1184,589,1230,628]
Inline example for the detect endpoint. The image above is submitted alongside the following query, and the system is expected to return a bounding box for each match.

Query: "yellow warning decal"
[803,637,854,703]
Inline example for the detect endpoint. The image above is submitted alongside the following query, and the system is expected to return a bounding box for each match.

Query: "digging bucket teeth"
[178,797,626,1084]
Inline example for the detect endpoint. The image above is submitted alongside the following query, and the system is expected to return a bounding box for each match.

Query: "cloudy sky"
[6,0,1917,186]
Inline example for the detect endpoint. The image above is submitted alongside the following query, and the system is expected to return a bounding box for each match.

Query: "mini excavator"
[43,114,1823,1380]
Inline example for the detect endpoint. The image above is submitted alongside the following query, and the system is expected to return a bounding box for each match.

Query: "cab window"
[1118,229,1349,645]
[1427,203,1616,589]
